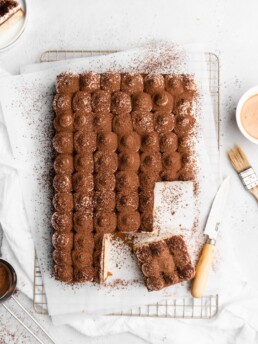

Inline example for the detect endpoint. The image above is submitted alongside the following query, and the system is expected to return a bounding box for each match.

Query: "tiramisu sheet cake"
[133,235,195,291]
[51,71,196,284]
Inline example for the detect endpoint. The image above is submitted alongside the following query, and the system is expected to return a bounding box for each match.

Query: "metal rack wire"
[34,254,218,318]
[34,50,220,319]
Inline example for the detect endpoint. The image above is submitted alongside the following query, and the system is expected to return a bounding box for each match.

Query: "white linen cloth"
[0,48,257,342]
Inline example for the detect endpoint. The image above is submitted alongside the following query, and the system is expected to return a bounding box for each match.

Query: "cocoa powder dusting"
[18,44,207,292]
[51,69,198,284]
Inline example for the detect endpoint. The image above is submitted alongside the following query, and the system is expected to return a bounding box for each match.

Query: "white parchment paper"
[0,43,234,319]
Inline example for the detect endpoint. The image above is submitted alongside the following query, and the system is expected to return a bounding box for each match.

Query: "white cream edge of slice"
[99,234,111,283]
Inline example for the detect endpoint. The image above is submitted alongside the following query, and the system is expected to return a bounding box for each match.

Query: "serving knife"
[191,176,231,298]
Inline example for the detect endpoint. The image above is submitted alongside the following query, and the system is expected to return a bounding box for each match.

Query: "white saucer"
[0,0,27,52]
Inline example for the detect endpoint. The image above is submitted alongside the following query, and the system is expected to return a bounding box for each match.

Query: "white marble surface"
[1,0,258,342]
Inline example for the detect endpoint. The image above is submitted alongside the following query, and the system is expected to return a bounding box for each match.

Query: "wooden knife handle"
[191,243,215,298]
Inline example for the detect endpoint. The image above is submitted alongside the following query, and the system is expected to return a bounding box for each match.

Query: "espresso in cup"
[0,261,11,298]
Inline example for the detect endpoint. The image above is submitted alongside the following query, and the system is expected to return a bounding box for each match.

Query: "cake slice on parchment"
[0,0,24,35]
[133,235,195,291]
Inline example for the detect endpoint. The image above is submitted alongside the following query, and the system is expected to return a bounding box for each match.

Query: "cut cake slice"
[133,235,195,291]
[0,0,24,35]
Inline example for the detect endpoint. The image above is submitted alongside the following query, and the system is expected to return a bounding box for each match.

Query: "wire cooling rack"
[34,50,220,318]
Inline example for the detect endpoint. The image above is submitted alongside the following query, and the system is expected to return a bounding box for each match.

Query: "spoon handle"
[11,296,56,343]
[2,303,45,344]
